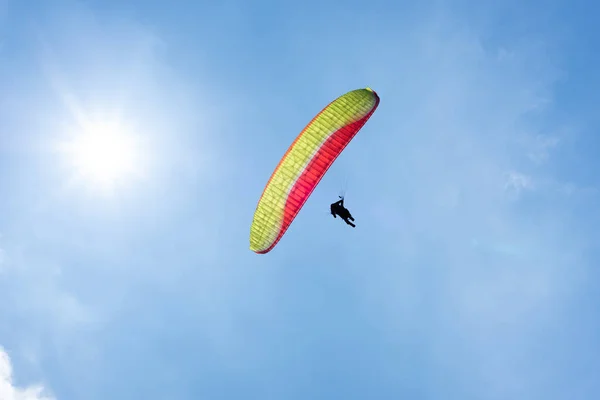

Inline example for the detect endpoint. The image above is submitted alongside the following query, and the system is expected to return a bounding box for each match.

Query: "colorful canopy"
[249,87,380,254]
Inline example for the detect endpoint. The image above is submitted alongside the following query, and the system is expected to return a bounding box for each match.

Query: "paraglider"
[249,87,380,254]
[330,196,355,227]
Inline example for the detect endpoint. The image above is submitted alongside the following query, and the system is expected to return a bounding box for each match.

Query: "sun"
[59,118,145,193]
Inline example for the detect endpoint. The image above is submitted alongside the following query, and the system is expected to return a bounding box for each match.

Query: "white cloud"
[0,347,54,400]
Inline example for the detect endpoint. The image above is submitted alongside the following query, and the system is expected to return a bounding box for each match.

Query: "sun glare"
[60,119,145,193]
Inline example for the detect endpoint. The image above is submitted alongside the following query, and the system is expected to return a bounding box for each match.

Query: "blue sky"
[1,0,599,399]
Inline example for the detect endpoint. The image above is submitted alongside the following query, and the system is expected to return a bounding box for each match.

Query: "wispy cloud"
[505,171,533,198]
